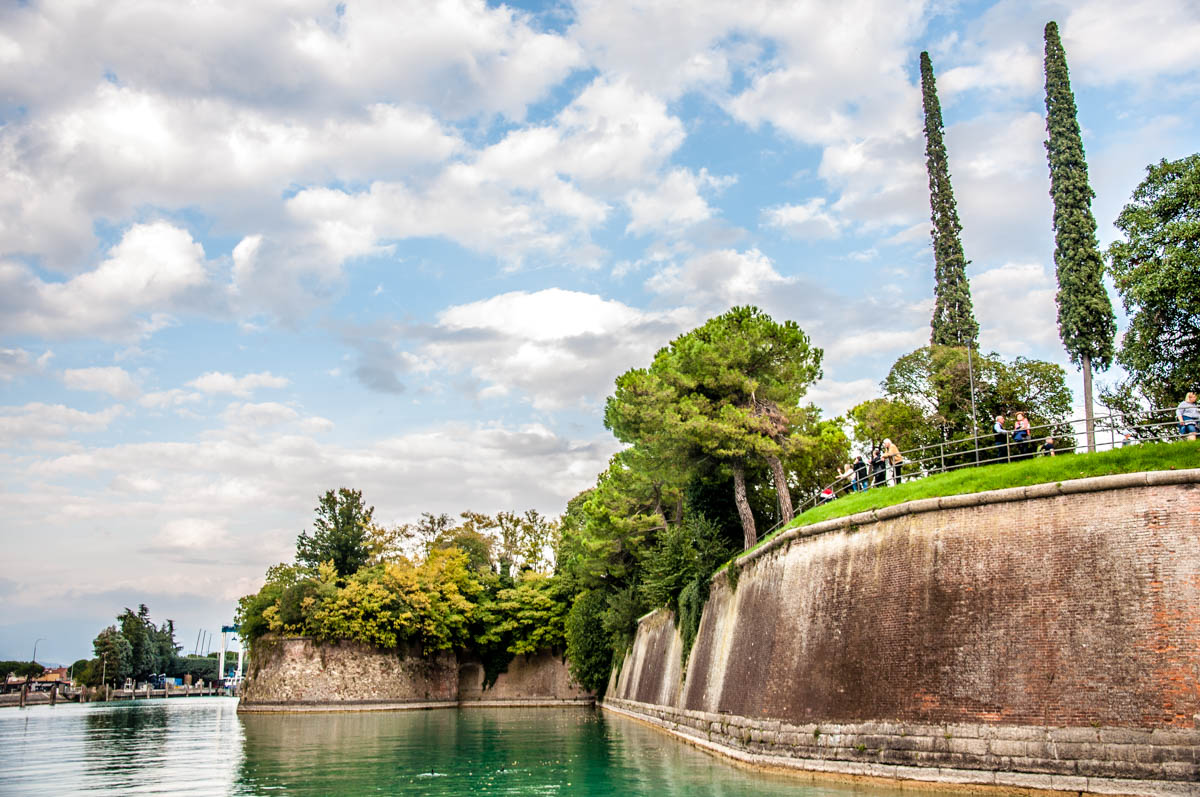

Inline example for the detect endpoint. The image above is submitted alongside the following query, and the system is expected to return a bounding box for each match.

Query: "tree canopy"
[296,488,375,577]
[1107,153,1200,407]
[606,306,824,547]
[850,345,1073,457]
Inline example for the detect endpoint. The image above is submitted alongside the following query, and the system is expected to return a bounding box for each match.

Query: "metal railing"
[793,406,1188,517]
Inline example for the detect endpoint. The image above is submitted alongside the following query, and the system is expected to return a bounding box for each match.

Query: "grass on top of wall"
[737,440,1200,561]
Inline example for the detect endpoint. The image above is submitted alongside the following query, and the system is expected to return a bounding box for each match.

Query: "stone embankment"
[605,471,1200,796]
[238,638,591,712]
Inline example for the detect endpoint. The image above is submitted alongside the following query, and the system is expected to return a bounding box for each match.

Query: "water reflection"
[0,698,243,796]
[235,707,916,797]
[2,700,952,796]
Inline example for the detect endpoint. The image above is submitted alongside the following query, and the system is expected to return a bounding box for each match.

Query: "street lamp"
[32,638,45,665]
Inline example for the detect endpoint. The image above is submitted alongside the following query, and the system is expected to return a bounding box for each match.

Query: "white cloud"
[62,366,140,400]
[762,198,843,239]
[220,401,301,430]
[0,403,124,445]
[0,348,52,381]
[807,377,880,417]
[138,389,203,410]
[0,222,213,341]
[278,77,687,275]
[1064,0,1200,84]
[186,371,289,398]
[625,168,732,236]
[938,46,1041,98]
[972,262,1060,355]
[4,418,618,611]
[645,248,792,309]
[821,326,929,361]
[569,0,742,97]
[427,288,693,409]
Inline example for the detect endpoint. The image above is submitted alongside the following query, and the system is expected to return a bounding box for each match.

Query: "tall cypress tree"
[920,51,978,348]
[1043,21,1115,452]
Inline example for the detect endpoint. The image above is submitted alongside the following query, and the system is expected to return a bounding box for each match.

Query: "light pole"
[966,343,980,464]
[32,637,45,665]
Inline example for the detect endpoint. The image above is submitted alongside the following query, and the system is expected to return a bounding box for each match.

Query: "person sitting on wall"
[1039,436,1055,457]
[1177,392,1199,441]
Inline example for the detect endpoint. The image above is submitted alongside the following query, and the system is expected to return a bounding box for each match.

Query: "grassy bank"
[745,440,1199,558]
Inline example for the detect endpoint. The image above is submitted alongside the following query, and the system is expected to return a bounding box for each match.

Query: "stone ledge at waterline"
[604,472,1200,796]
[237,637,592,712]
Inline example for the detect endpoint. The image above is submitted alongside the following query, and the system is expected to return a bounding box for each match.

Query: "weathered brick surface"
[609,476,1200,789]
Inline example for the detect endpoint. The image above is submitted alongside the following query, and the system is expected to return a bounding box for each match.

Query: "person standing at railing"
[993,415,1011,462]
[882,438,903,485]
[1013,412,1032,458]
[838,462,855,495]
[1177,392,1199,441]
[853,455,869,492]
[871,448,886,487]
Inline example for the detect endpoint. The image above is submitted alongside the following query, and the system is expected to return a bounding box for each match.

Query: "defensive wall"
[238,638,591,712]
[605,470,1200,796]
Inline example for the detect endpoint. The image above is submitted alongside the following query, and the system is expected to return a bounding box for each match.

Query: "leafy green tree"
[878,346,1072,460]
[1,660,45,681]
[236,562,304,644]
[494,510,559,575]
[640,513,733,613]
[848,397,930,452]
[1106,153,1200,408]
[556,448,680,596]
[564,590,613,695]
[296,488,375,577]
[478,573,570,656]
[1043,20,1116,452]
[93,626,132,685]
[921,51,979,348]
[118,605,156,680]
[606,307,823,547]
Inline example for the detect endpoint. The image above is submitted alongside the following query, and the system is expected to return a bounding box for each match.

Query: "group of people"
[832,438,905,498]
[992,411,1054,460]
[816,391,1200,507]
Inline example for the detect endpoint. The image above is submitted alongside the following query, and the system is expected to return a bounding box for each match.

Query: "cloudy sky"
[2,0,1198,663]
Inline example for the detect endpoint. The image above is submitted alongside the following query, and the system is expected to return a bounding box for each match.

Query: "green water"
[0,699,955,795]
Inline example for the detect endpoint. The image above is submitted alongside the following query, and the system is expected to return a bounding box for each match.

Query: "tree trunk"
[1082,353,1096,453]
[731,459,757,549]
[764,453,793,525]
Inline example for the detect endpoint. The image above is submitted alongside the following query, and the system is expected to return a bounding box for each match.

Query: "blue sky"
[2,0,1198,664]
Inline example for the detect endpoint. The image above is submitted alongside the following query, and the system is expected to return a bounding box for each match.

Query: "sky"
[2,0,1198,664]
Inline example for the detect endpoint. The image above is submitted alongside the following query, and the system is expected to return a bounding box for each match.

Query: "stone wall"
[239,638,591,711]
[459,650,591,703]
[606,471,1200,795]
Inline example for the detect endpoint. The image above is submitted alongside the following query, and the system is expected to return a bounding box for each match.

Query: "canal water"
[0,700,957,795]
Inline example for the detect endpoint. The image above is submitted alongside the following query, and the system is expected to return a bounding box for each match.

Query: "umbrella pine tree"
[1043,21,1116,451]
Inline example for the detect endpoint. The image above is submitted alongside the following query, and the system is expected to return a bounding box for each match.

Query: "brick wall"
[607,472,1200,791]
